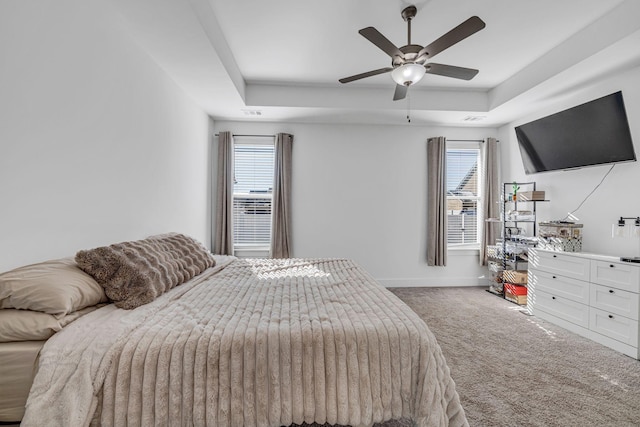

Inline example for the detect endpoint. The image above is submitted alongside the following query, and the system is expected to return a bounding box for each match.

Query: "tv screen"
[515,91,636,174]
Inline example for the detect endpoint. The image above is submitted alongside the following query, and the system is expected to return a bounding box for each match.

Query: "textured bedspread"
[22,257,467,427]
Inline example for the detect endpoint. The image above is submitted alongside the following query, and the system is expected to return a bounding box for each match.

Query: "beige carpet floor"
[388,286,640,427]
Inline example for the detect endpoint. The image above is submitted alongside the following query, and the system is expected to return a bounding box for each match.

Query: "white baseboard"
[378,277,485,288]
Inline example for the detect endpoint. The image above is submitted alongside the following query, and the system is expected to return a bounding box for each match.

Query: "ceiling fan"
[339,5,486,101]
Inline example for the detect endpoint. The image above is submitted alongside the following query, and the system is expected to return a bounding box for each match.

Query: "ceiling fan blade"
[418,16,486,59]
[393,84,408,101]
[425,63,479,80]
[339,67,393,84]
[359,27,403,58]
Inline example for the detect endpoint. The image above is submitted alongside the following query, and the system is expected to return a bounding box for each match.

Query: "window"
[446,143,481,248]
[233,138,275,255]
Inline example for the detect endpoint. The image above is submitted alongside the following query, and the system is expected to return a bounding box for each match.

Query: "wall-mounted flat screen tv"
[515,91,636,174]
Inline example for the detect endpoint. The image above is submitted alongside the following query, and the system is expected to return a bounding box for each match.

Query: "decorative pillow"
[0,306,100,343]
[0,258,108,316]
[75,233,215,310]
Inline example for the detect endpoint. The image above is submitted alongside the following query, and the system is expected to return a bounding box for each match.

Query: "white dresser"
[528,248,640,359]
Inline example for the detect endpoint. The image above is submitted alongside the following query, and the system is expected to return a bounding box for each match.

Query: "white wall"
[0,0,211,271]
[214,120,496,286]
[499,64,640,258]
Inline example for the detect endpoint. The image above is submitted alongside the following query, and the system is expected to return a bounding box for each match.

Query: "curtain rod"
[214,133,275,138]
[215,136,495,141]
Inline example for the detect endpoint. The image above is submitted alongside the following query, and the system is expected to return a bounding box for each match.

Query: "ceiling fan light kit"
[391,63,426,86]
[339,5,486,101]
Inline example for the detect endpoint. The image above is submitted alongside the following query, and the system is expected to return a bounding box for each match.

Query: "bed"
[0,233,467,427]
[0,340,44,421]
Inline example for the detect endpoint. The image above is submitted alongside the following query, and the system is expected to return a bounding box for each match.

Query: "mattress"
[22,257,467,427]
[0,340,45,422]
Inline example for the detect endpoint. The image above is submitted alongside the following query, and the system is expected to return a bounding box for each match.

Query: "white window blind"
[446,147,481,247]
[233,139,275,252]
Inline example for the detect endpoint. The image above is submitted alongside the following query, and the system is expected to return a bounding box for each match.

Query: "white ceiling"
[107,0,640,127]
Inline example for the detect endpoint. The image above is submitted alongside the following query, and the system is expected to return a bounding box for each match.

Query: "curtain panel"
[270,133,294,258]
[214,131,234,255]
[479,137,500,265]
[427,136,447,266]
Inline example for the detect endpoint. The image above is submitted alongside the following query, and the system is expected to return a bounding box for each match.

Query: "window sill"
[448,246,480,256]
[234,246,270,258]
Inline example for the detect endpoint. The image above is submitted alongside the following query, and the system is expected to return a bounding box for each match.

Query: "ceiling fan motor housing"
[392,44,426,67]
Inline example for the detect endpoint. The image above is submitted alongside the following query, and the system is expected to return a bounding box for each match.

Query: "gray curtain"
[271,133,293,258]
[480,137,500,265]
[427,136,447,266]
[214,131,234,255]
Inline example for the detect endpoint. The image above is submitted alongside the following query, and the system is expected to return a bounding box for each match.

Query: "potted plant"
[512,182,520,201]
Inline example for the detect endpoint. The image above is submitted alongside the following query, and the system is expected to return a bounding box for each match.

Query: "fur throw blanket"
[75,233,215,309]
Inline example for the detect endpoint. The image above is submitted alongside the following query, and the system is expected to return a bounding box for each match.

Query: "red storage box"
[504,283,527,295]
[504,283,527,304]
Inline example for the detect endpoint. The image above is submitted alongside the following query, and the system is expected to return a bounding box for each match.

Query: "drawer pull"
[552,296,556,300]
[553,255,557,258]
[609,264,615,268]
[609,289,615,294]
[608,314,614,319]
[552,275,556,279]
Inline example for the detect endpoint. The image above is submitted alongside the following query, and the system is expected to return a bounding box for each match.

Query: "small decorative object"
[506,210,534,221]
[512,182,520,201]
[538,222,583,252]
[518,190,545,201]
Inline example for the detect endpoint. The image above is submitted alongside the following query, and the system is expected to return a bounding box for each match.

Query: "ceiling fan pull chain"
[407,91,411,123]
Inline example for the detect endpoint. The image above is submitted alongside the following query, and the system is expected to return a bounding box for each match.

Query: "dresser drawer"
[534,290,589,328]
[590,307,638,347]
[591,260,640,292]
[529,269,589,304]
[529,250,590,281]
[591,284,639,320]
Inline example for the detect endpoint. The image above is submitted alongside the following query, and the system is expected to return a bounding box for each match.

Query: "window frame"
[232,137,276,257]
[446,141,482,250]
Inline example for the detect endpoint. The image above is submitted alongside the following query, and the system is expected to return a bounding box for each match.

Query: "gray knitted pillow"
[75,233,215,309]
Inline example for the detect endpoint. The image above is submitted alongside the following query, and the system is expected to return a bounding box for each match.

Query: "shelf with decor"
[487,181,548,305]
